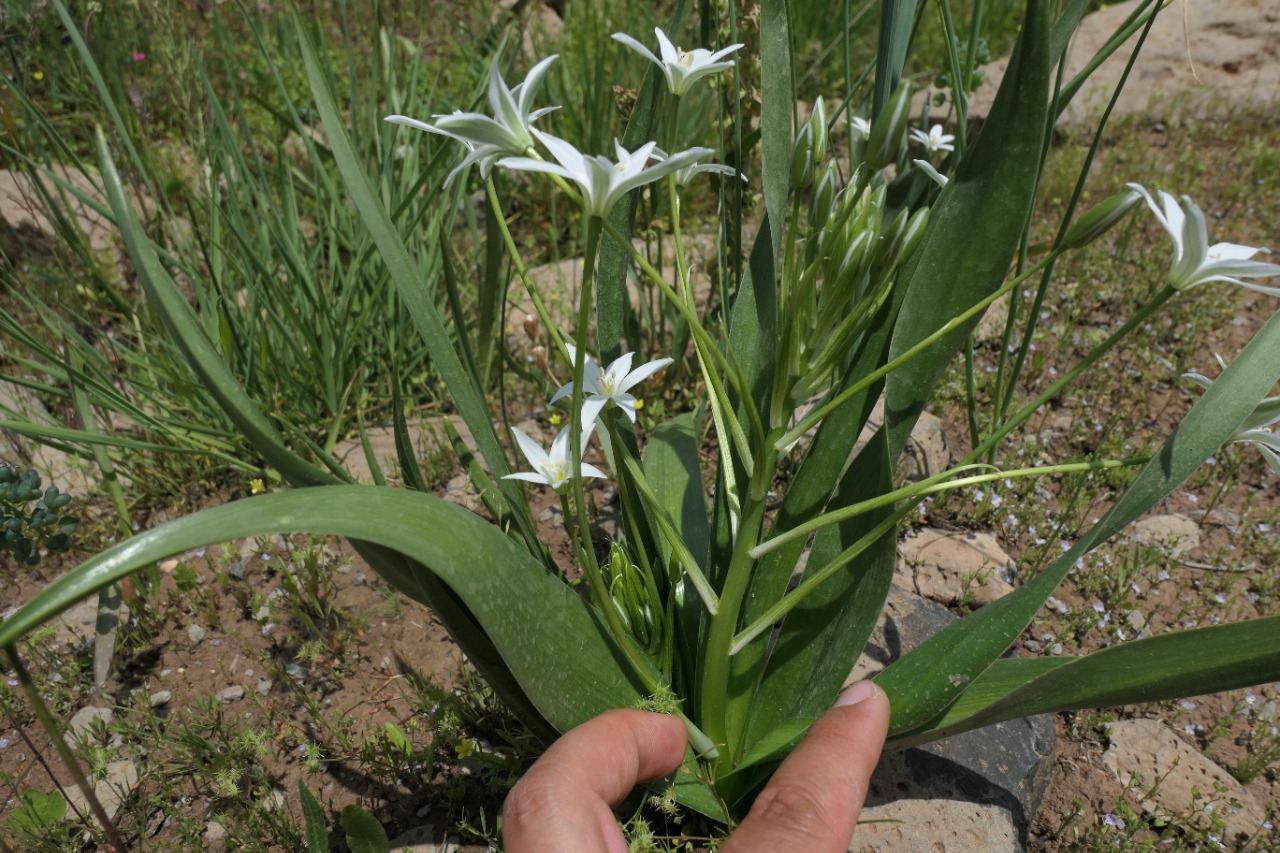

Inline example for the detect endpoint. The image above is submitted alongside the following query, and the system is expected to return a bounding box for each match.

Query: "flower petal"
[617,357,673,393]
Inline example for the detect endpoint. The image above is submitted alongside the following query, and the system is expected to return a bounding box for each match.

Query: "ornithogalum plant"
[3,0,1280,831]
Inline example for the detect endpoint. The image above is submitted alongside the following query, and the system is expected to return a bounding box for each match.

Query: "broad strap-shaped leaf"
[297,24,539,551]
[872,0,920,117]
[728,215,778,418]
[644,412,710,571]
[877,305,1280,736]
[884,0,1050,461]
[888,615,1280,751]
[0,487,648,735]
[759,0,792,263]
[729,287,899,751]
[740,429,896,753]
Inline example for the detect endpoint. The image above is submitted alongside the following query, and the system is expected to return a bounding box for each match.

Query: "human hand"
[502,680,890,853]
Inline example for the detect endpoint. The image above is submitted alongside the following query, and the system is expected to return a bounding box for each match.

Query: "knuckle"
[503,774,564,828]
[745,783,842,840]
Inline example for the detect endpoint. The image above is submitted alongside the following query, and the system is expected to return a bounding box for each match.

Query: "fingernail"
[834,680,878,708]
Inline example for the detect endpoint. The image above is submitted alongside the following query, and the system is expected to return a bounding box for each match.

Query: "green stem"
[699,442,777,767]
[598,217,764,458]
[485,177,569,363]
[750,455,1150,560]
[964,286,1176,467]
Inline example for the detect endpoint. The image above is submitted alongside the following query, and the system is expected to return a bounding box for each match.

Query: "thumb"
[721,680,890,853]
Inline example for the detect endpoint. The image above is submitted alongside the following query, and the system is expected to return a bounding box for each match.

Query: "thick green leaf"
[728,216,778,417]
[877,305,1280,736]
[644,413,710,570]
[872,0,920,117]
[97,130,336,488]
[890,615,1280,751]
[883,0,1050,461]
[0,487,647,735]
[299,781,330,853]
[296,24,538,548]
[730,293,898,750]
[741,430,896,752]
[341,805,390,853]
[759,0,792,261]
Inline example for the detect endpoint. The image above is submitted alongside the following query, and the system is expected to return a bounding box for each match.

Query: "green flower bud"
[864,82,912,172]
[1062,188,1142,249]
[811,161,838,229]
[790,96,828,188]
[878,206,931,271]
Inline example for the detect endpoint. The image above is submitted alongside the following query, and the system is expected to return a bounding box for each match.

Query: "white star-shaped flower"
[1128,183,1280,294]
[385,54,559,185]
[909,123,955,154]
[611,27,743,97]
[503,425,606,491]
[550,344,673,428]
[499,132,711,218]
[1183,355,1280,475]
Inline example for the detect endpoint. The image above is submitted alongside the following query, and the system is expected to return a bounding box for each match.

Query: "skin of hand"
[502,680,890,853]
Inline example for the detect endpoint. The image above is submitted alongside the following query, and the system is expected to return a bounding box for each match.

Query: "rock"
[187,624,206,645]
[216,685,245,702]
[1130,513,1200,556]
[256,677,273,696]
[848,586,1055,852]
[68,706,114,739]
[849,398,950,482]
[851,800,1018,852]
[897,527,1016,606]
[961,0,1280,125]
[1102,720,1267,843]
[204,820,229,853]
[49,598,131,649]
[149,690,172,709]
[63,759,137,823]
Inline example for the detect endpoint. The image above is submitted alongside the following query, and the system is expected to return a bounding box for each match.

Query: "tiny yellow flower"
[32,70,44,81]
[250,478,265,494]
[634,398,645,411]
[548,412,563,426]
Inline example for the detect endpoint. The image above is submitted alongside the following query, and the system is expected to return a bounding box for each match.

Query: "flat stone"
[849,586,1055,852]
[851,800,1018,852]
[1130,513,1200,556]
[897,527,1016,606]
[68,706,113,739]
[187,624,206,645]
[149,690,172,708]
[1102,720,1267,843]
[65,759,137,824]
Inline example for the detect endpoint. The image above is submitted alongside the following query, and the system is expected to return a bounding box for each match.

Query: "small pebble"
[187,624,206,644]
[149,690,172,709]
[217,686,245,702]
[256,677,273,696]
